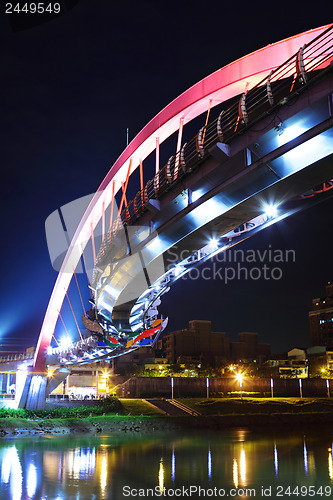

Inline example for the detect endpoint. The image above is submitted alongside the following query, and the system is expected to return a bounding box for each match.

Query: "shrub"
[0,396,122,420]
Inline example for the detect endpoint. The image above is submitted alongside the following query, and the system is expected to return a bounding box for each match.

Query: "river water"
[0,428,332,499]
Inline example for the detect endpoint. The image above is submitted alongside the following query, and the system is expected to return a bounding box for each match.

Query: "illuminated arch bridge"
[10,24,333,408]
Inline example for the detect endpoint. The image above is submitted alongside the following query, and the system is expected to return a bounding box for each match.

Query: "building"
[113,347,158,373]
[230,332,271,363]
[307,345,333,377]
[278,348,308,378]
[309,283,333,346]
[164,320,230,365]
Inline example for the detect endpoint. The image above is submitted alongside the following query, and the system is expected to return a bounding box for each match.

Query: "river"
[0,427,332,499]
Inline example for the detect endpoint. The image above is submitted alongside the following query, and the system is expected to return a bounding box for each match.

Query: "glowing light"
[264,204,278,218]
[47,370,54,378]
[274,442,278,477]
[207,450,212,478]
[304,440,308,476]
[71,447,96,479]
[27,463,37,498]
[329,448,333,480]
[136,226,150,243]
[236,373,243,385]
[59,337,72,350]
[158,458,164,493]
[240,448,246,485]
[210,238,218,249]
[47,346,53,355]
[277,123,306,146]
[233,459,238,488]
[278,132,333,176]
[191,190,202,203]
[100,456,107,493]
[1,445,23,500]
[190,197,228,226]
[171,449,175,482]
[174,264,184,277]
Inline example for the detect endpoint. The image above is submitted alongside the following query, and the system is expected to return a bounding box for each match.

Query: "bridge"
[1,24,333,409]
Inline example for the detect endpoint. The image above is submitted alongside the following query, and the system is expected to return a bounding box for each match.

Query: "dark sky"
[0,1,332,355]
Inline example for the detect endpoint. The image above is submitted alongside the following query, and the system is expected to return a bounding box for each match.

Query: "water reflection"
[27,463,37,498]
[303,439,308,476]
[1,445,22,500]
[100,456,107,493]
[328,447,333,480]
[71,447,96,478]
[274,441,279,477]
[208,448,212,481]
[171,447,175,482]
[240,448,246,485]
[233,458,238,488]
[0,430,333,499]
[158,458,164,493]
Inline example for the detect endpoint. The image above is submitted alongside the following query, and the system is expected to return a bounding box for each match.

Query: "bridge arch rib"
[34,24,333,371]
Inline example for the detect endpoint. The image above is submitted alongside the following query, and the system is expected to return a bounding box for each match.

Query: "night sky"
[0,1,332,355]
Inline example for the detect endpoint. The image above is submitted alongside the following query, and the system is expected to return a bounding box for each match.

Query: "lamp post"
[270,378,274,398]
[299,378,303,398]
[236,373,243,399]
[171,377,174,400]
[327,379,330,398]
[206,377,209,399]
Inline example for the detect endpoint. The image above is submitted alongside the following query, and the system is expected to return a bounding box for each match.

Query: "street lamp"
[236,373,243,399]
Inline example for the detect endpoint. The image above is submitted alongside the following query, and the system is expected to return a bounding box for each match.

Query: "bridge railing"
[0,351,34,364]
[95,25,333,269]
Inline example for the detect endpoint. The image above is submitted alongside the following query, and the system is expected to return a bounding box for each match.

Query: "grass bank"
[1,397,333,438]
[178,397,333,415]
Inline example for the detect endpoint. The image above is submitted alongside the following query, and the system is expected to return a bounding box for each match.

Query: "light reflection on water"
[0,429,332,499]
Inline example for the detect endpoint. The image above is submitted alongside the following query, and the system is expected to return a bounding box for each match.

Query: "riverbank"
[1,412,333,438]
[1,397,333,438]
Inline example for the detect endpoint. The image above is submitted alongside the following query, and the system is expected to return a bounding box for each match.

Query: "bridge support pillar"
[16,371,48,410]
[0,373,9,394]
[15,367,71,409]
